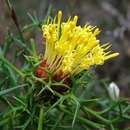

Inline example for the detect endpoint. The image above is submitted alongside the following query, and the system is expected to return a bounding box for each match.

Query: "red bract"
[35,60,48,79]
[35,60,71,93]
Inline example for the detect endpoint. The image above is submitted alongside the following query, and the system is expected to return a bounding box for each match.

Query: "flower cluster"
[36,11,119,79]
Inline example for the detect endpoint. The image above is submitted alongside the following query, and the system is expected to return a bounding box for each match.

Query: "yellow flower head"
[41,10,119,77]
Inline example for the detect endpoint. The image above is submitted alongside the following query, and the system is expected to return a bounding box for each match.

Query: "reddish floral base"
[35,60,48,79]
[35,60,71,93]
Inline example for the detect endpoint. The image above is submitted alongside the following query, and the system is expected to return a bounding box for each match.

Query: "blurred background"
[0,0,130,97]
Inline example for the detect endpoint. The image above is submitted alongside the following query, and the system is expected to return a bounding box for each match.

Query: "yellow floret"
[42,10,119,76]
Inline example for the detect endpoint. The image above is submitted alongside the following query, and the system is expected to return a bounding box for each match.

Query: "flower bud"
[108,82,120,101]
